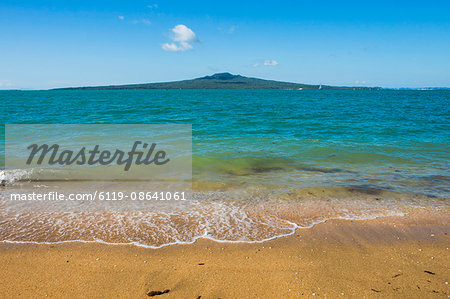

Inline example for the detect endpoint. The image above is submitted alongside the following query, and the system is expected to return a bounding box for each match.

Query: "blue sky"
[1,0,449,89]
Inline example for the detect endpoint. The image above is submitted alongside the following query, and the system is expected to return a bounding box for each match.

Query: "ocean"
[0,89,449,247]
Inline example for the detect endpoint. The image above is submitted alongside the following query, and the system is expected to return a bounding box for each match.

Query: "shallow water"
[0,89,449,247]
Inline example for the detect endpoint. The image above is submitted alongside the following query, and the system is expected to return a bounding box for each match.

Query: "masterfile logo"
[5,124,192,182]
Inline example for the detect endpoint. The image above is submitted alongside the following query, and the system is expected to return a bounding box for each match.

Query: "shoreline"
[0,204,436,249]
[0,211,448,298]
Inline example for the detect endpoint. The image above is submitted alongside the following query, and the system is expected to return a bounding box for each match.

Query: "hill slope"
[54,73,378,90]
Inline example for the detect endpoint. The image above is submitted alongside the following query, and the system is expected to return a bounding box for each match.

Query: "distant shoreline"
[51,72,382,91]
[2,88,450,91]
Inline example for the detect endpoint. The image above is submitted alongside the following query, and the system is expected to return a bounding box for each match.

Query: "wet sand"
[0,211,448,298]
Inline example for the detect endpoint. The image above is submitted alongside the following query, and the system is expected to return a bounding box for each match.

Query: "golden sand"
[0,212,448,298]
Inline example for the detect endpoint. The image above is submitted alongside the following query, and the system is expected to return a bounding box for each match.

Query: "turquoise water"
[2,89,449,197]
[0,89,449,247]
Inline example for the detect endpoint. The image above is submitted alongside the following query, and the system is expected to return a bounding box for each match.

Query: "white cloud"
[133,18,151,25]
[171,24,197,43]
[162,42,193,51]
[0,80,14,88]
[253,60,279,67]
[263,60,279,66]
[162,24,198,52]
[147,4,158,9]
[118,16,125,20]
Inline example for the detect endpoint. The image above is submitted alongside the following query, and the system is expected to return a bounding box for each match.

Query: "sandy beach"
[0,211,448,298]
